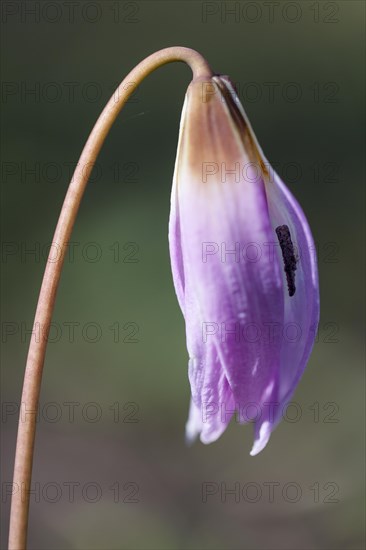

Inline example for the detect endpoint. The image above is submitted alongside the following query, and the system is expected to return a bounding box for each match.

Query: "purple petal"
[217,76,320,452]
[186,344,236,444]
[169,75,319,454]
[169,77,285,448]
[265,170,320,415]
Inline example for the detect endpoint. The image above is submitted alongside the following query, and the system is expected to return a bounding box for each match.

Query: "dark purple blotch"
[275,225,297,297]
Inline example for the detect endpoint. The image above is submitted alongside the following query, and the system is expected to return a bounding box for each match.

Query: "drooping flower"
[168,75,320,455]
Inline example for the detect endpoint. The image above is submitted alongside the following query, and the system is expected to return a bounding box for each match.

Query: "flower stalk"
[8,47,212,550]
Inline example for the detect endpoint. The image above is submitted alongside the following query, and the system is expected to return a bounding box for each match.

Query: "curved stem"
[8,47,212,550]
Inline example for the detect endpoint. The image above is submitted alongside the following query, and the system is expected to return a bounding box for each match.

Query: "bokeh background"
[1,1,365,549]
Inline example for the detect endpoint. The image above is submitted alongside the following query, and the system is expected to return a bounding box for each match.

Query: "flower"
[168,75,319,455]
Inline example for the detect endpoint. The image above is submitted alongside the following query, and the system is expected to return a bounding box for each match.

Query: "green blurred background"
[1,1,365,548]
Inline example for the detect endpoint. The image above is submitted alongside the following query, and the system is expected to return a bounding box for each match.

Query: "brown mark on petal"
[181,77,268,184]
[214,76,269,179]
[275,225,297,297]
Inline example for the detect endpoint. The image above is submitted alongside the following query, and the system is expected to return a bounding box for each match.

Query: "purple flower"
[168,75,319,455]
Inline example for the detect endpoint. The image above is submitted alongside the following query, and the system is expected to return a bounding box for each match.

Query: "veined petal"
[169,75,319,455]
[265,171,320,414]
[169,77,285,449]
[169,96,188,314]
[186,343,236,444]
[217,76,320,445]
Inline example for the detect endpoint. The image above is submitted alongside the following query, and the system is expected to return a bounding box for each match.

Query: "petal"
[186,343,236,444]
[170,75,319,455]
[168,96,188,314]
[250,420,272,457]
[180,260,236,443]
[172,78,285,449]
[265,171,320,413]
[185,398,202,444]
[218,76,320,444]
[248,173,320,451]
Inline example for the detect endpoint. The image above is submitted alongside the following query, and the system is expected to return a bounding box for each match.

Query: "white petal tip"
[250,421,271,456]
[185,420,200,446]
[185,431,197,446]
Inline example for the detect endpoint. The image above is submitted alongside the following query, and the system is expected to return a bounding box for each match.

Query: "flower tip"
[185,420,199,446]
[185,432,196,447]
[185,399,202,446]
[249,421,272,457]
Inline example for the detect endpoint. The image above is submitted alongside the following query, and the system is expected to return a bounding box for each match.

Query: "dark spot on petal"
[275,225,297,297]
